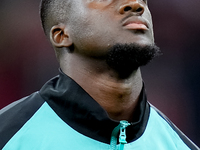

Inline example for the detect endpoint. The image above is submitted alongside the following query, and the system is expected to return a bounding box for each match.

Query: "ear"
[50,24,72,48]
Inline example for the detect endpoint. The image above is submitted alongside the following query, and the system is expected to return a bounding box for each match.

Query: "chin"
[106,43,161,79]
[121,33,155,47]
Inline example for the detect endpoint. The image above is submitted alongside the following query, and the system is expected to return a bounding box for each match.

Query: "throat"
[81,69,143,122]
[61,54,143,122]
[102,92,141,122]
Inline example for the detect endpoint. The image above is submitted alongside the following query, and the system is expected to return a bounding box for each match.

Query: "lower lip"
[124,23,148,30]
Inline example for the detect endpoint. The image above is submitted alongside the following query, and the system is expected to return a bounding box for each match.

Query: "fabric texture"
[0,70,199,150]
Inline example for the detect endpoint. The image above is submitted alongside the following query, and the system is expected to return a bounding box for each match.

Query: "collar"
[39,69,150,144]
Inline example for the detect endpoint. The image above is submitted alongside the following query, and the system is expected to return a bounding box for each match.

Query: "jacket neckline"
[39,69,150,144]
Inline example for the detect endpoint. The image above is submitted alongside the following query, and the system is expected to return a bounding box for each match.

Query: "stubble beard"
[106,43,161,79]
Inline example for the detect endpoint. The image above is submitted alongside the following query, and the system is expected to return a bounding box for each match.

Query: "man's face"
[67,0,154,58]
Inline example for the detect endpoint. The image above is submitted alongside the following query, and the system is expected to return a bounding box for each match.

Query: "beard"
[106,43,161,79]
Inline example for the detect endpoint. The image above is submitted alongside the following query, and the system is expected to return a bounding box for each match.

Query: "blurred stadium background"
[0,0,199,146]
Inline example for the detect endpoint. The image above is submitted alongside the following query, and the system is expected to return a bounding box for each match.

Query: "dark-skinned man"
[0,0,199,149]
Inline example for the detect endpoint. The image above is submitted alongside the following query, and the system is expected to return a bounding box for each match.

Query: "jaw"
[105,43,160,79]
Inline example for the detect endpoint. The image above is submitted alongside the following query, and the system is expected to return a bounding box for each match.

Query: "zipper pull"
[119,121,130,150]
[109,120,130,150]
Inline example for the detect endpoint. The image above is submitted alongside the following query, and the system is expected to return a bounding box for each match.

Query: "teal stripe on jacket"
[3,102,190,150]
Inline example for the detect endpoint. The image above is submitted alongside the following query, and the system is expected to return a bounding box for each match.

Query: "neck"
[61,54,143,122]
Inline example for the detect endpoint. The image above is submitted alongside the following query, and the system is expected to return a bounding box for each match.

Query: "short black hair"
[40,0,53,35]
[39,0,71,36]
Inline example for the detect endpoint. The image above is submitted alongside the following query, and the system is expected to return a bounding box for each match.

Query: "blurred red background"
[0,0,199,146]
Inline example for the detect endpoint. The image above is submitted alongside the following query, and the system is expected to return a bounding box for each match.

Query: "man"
[0,0,199,149]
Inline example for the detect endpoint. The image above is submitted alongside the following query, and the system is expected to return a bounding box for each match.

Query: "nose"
[118,0,144,15]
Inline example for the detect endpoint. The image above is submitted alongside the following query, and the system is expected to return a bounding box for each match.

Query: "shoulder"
[149,103,199,150]
[0,92,45,149]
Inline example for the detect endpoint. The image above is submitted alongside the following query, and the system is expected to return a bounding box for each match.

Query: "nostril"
[119,3,144,14]
[136,7,143,12]
[124,6,132,12]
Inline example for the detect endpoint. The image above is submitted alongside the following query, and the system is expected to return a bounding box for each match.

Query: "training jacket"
[0,70,199,150]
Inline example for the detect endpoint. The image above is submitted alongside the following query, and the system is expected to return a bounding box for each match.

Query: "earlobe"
[50,24,72,48]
